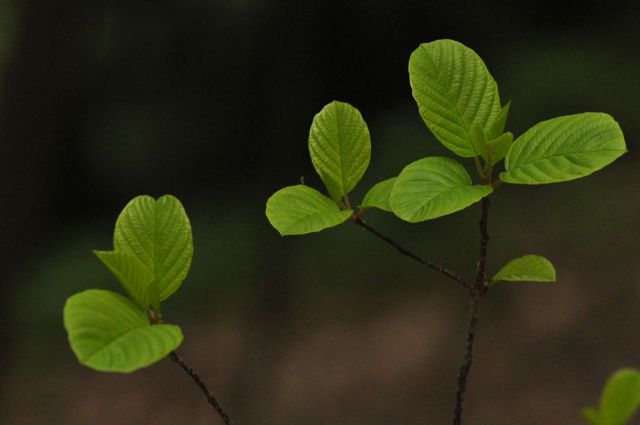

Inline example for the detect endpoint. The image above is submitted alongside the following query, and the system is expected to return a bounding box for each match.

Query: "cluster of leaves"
[265,39,626,285]
[63,195,193,372]
[60,38,636,424]
[583,369,640,425]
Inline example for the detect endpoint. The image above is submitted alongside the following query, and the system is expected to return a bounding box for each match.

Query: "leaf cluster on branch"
[61,39,635,425]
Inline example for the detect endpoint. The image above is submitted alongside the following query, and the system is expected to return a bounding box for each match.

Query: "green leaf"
[97,195,193,308]
[500,113,627,184]
[94,251,154,309]
[360,178,396,212]
[488,101,511,140]
[492,255,556,284]
[600,369,640,425]
[486,132,513,165]
[469,122,488,160]
[409,39,501,157]
[266,185,353,236]
[64,289,183,373]
[308,101,371,201]
[582,407,603,425]
[390,157,493,222]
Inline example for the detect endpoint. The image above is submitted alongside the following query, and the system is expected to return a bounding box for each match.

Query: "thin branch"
[452,196,491,425]
[475,197,491,290]
[453,296,481,425]
[352,217,471,290]
[169,351,235,425]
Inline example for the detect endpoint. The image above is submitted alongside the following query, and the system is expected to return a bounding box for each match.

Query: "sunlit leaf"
[97,195,193,308]
[64,289,183,373]
[390,156,492,222]
[488,101,511,140]
[409,39,501,157]
[492,255,556,284]
[500,113,626,184]
[470,122,488,159]
[486,132,513,165]
[308,101,371,201]
[266,185,353,236]
[94,250,154,309]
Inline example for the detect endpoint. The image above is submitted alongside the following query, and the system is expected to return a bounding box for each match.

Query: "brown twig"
[169,351,234,425]
[453,196,491,425]
[475,197,491,291]
[453,296,481,425]
[352,216,471,290]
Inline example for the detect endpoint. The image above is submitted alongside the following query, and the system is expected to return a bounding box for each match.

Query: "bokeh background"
[1,1,639,424]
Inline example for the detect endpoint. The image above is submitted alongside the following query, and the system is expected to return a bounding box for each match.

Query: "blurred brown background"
[1,1,639,424]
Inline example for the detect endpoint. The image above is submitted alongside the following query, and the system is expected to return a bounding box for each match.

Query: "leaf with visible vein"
[500,113,627,184]
[266,185,353,236]
[390,156,493,222]
[96,195,193,308]
[94,250,154,308]
[409,39,501,157]
[308,101,371,201]
[64,289,183,373]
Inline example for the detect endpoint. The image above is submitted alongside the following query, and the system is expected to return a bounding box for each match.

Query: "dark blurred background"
[1,1,639,424]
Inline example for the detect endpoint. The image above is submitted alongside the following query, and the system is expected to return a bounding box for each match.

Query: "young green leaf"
[390,157,493,223]
[487,101,511,140]
[469,122,489,160]
[409,39,501,157]
[492,255,556,284]
[308,101,371,202]
[94,251,154,309]
[599,369,640,425]
[97,195,193,308]
[500,113,626,184]
[63,289,183,373]
[266,185,353,236]
[360,177,397,212]
[486,132,513,165]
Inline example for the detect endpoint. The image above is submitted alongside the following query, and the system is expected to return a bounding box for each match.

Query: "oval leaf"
[308,101,371,201]
[492,255,556,284]
[360,177,396,212]
[390,157,493,222]
[500,113,627,184]
[409,39,501,157]
[64,289,183,373]
[266,185,353,236]
[600,369,640,425]
[98,195,194,308]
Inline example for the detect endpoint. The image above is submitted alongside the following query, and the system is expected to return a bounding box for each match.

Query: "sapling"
[62,39,635,425]
[265,39,629,424]
[63,195,234,424]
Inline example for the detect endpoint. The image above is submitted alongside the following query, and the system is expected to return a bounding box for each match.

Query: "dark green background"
[1,1,639,424]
